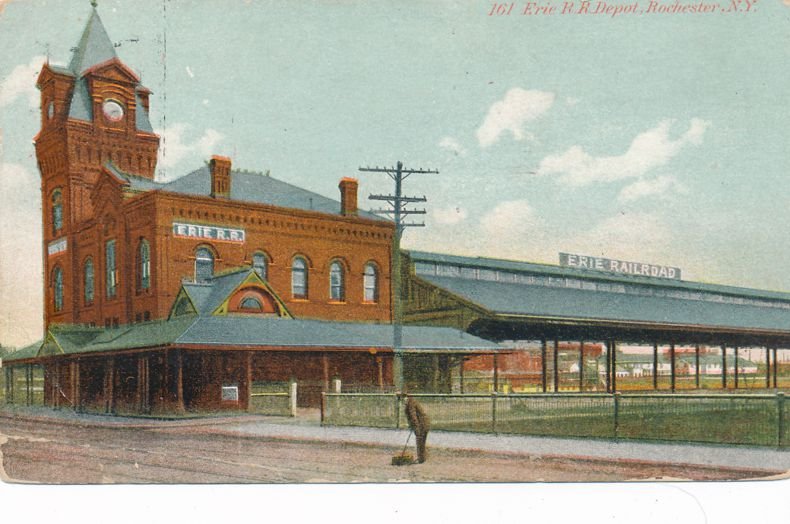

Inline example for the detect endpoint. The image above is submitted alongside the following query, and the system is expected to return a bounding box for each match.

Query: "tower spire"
[68,5,117,75]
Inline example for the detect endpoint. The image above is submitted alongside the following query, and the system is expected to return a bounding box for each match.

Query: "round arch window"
[240,297,263,311]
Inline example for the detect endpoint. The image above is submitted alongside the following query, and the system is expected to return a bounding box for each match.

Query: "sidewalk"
[211,418,790,474]
[3,406,789,474]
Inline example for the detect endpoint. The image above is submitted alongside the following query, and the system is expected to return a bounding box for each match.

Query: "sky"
[0,0,789,347]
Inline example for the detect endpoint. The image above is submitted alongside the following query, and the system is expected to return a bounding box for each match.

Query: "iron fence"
[321,391,789,447]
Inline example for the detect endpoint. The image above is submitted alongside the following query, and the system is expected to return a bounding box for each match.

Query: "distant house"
[596,352,758,377]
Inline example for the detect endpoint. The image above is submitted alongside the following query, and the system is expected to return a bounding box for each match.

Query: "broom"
[391,429,415,466]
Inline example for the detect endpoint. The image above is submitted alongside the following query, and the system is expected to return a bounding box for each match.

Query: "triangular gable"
[36,63,74,88]
[85,58,141,84]
[168,288,199,319]
[91,164,129,212]
[37,331,65,357]
[212,271,293,318]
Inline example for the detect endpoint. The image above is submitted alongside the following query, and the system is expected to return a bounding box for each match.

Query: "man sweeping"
[404,394,430,464]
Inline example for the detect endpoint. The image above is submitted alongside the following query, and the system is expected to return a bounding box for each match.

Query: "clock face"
[47,102,55,120]
[102,99,125,122]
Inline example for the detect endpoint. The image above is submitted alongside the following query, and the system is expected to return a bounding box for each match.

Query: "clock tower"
[35,5,160,326]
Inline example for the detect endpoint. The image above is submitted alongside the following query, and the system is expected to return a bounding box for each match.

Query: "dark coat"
[405,396,430,436]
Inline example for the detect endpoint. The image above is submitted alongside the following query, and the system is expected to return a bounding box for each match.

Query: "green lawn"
[327,394,790,447]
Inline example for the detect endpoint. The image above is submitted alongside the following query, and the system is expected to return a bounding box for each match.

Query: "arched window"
[291,257,308,299]
[138,239,151,291]
[329,261,345,301]
[240,297,263,311]
[52,189,63,235]
[252,252,268,279]
[364,263,379,303]
[53,266,64,312]
[105,240,117,298]
[195,247,214,283]
[84,258,94,305]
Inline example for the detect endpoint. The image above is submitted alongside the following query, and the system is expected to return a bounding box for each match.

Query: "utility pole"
[359,161,438,390]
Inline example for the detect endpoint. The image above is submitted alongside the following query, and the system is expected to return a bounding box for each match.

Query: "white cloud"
[432,205,468,225]
[475,199,551,259]
[155,123,224,179]
[480,199,542,235]
[567,212,673,261]
[438,136,466,157]
[0,55,45,108]
[618,175,688,203]
[476,88,555,148]
[538,118,710,187]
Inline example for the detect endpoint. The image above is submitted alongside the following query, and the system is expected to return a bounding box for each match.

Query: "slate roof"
[409,250,790,302]
[110,162,386,220]
[3,317,501,363]
[418,274,790,333]
[181,268,255,316]
[68,77,93,121]
[176,316,500,352]
[68,9,118,76]
[63,8,154,132]
[159,166,384,220]
[135,90,154,132]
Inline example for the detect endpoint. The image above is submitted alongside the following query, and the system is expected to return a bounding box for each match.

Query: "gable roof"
[418,274,790,334]
[177,267,291,318]
[408,250,790,302]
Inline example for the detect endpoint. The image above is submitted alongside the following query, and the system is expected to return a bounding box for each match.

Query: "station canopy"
[406,251,790,346]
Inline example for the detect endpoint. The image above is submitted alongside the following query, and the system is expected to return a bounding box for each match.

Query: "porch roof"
[3,316,502,363]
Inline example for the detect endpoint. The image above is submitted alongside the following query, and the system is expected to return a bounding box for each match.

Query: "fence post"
[320,392,325,426]
[394,392,401,429]
[778,392,785,448]
[491,392,498,434]
[289,380,298,417]
[613,392,621,439]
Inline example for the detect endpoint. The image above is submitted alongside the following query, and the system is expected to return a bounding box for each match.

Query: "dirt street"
[0,416,778,483]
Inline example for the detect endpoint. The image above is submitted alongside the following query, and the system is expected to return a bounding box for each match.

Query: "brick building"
[37,9,394,329]
[1,7,503,413]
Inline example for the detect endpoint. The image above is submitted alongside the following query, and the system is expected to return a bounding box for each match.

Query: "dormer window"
[240,297,263,311]
[228,287,279,315]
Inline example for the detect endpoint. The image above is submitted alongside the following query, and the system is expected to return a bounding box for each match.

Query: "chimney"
[209,155,231,199]
[338,177,358,216]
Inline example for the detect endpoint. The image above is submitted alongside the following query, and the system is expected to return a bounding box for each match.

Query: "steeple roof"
[68,8,117,76]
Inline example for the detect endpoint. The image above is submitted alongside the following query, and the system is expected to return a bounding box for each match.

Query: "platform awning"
[2,316,503,364]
